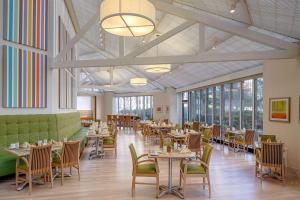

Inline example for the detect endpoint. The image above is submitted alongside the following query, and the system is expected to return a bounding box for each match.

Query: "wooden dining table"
[149,151,195,199]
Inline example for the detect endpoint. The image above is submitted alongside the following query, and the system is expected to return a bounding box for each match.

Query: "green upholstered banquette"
[0,112,87,177]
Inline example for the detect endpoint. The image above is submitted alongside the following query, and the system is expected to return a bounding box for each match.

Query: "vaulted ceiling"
[66,0,300,94]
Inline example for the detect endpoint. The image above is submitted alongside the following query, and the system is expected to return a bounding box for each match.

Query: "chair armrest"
[199,160,209,169]
[137,154,149,160]
[17,156,30,168]
[138,159,155,164]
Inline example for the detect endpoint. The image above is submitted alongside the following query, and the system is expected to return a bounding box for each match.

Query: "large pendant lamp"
[100,0,156,37]
[130,78,147,86]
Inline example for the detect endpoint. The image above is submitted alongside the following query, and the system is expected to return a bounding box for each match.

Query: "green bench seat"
[0,112,87,177]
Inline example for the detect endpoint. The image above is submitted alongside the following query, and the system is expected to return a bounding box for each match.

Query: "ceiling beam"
[64,0,80,33]
[125,20,196,58]
[149,0,299,50]
[54,11,99,62]
[198,24,205,53]
[52,49,299,69]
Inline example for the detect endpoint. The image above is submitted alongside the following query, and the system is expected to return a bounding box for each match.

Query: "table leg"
[158,158,185,199]
[89,138,105,160]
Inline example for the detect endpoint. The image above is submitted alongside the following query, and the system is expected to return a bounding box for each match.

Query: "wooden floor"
[1,130,300,200]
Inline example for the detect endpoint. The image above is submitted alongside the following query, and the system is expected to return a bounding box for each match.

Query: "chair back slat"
[262,142,283,166]
[29,144,52,175]
[245,130,255,145]
[188,133,201,152]
[192,122,200,132]
[212,125,220,138]
[62,141,80,167]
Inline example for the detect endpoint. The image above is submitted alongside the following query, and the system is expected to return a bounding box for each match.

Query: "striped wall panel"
[3,0,48,50]
[2,46,47,108]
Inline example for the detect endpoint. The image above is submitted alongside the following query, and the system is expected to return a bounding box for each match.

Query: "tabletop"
[6,144,62,157]
[148,151,195,159]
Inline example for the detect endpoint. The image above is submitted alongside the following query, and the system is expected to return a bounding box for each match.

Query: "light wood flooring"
[0,130,300,200]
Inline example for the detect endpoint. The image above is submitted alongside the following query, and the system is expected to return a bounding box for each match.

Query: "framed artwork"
[156,106,163,113]
[269,97,290,122]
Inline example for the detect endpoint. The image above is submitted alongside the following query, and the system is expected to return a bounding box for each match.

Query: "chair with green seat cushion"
[180,144,213,198]
[129,144,159,198]
[260,134,277,142]
[202,127,212,144]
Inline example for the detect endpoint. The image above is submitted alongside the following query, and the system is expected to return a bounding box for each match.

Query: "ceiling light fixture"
[100,0,156,37]
[130,78,147,86]
[145,64,171,73]
[144,39,171,73]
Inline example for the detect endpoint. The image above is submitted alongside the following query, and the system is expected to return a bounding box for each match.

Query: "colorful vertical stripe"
[3,46,47,108]
[3,0,48,50]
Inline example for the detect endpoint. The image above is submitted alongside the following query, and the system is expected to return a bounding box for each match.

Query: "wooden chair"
[223,129,235,150]
[260,134,277,142]
[192,122,200,132]
[180,144,213,198]
[16,144,53,194]
[103,128,117,158]
[163,119,169,124]
[211,124,221,143]
[234,130,255,152]
[129,144,160,198]
[187,133,202,155]
[52,141,81,185]
[256,142,284,182]
[202,127,212,145]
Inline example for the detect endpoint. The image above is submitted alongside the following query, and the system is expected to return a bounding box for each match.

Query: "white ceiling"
[70,0,299,94]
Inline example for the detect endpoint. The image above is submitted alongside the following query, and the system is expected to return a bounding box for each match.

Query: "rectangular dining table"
[149,151,195,199]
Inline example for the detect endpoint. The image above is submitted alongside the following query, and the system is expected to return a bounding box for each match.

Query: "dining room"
[1,0,300,199]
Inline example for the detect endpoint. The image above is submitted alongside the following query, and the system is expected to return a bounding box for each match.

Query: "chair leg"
[203,177,205,189]
[156,175,159,198]
[77,166,80,181]
[207,174,211,198]
[49,170,53,188]
[132,176,136,197]
[182,175,186,197]
[15,171,19,188]
[61,165,64,186]
[29,174,32,195]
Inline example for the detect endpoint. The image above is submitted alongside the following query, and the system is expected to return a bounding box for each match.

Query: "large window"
[214,86,221,125]
[231,83,241,129]
[200,89,206,123]
[183,76,263,141]
[207,88,213,125]
[242,79,253,129]
[255,78,263,133]
[113,95,153,120]
[77,96,92,111]
[223,84,231,128]
[182,92,189,125]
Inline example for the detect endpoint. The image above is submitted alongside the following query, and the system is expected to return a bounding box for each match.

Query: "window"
[223,84,231,128]
[242,79,253,129]
[255,78,263,133]
[181,76,263,141]
[113,96,153,120]
[231,83,241,129]
[77,96,92,110]
[200,89,206,123]
[195,91,200,121]
[214,86,221,125]
[207,88,213,125]
[182,92,189,125]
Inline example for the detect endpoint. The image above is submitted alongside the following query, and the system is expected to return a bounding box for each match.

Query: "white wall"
[0,0,77,115]
[263,57,300,173]
[263,57,300,172]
